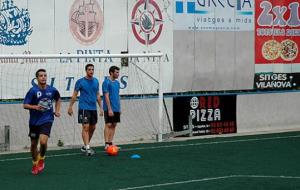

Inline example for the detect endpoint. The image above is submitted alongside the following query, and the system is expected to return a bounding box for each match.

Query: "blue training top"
[24,85,60,126]
[102,77,120,112]
[75,77,99,110]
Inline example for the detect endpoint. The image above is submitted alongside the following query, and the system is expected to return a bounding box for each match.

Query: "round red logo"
[131,0,163,45]
[69,0,103,45]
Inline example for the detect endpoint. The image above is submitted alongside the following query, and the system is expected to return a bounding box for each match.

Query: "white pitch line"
[1,134,300,162]
[120,134,300,152]
[0,152,81,162]
[116,175,300,190]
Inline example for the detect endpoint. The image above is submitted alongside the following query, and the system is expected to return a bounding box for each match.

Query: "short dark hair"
[35,69,46,78]
[85,64,94,71]
[109,66,120,74]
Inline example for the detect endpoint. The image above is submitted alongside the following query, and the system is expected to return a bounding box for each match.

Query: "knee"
[40,142,47,147]
[83,125,89,132]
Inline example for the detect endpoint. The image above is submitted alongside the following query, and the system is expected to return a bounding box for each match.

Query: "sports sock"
[38,154,45,160]
[32,160,38,166]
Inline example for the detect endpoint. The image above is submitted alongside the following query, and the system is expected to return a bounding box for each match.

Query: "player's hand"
[99,109,104,117]
[108,109,114,117]
[34,105,43,111]
[54,112,61,117]
[67,107,73,116]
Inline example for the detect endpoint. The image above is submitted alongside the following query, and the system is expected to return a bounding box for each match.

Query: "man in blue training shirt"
[23,69,61,175]
[102,66,121,150]
[68,64,103,156]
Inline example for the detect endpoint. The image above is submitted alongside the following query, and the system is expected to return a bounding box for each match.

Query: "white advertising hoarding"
[174,0,254,31]
[0,0,173,99]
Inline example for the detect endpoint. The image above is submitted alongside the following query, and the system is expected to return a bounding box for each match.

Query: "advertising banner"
[254,72,300,89]
[254,0,300,89]
[173,95,237,135]
[0,0,173,99]
[174,0,254,31]
[255,0,300,64]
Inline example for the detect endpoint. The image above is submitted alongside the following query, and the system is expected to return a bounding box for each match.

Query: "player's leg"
[81,111,95,156]
[30,139,39,175]
[108,112,120,145]
[39,134,48,157]
[87,124,96,155]
[78,109,90,153]
[104,111,113,149]
[29,125,39,175]
[30,139,39,162]
[37,134,48,172]
[85,117,96,156]
[88,110,97,142]
[108,123,116,144]
[82,123,90,149]
[37,123,52,173]
[104,123,112,149]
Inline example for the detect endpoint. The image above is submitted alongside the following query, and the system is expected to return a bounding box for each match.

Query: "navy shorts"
[104,111,120,124]
[78,109,98,125]
[29,123,53,139]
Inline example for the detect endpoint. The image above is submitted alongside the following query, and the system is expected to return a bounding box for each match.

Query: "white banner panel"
[0,0,173,99]
[174,0,254,31]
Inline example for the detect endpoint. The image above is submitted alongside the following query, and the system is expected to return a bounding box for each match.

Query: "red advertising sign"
[255,0,300,64]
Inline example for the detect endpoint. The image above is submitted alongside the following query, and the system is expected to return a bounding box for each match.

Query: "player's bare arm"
[23,104,43,111]
[54,98,61,117]
[104,92,114,116]
[68,90,78,116]
[97,92,104,116]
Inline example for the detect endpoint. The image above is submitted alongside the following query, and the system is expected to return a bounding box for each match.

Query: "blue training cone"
[130,154,141,159]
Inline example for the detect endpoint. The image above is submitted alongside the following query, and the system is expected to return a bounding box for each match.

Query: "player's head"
[85,64,94,77]
[109,66,120,79]
[35,69,47,86]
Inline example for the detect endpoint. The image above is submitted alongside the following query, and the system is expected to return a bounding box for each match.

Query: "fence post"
[188,115,193,137]
[4,125,10,151]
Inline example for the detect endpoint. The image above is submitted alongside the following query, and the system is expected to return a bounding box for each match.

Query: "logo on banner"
[190,97,199,109]
[69,0,103,45]
[0,0,32,46]
[174,0,253,31]
[176,0,253,14]
[131,0,164,45]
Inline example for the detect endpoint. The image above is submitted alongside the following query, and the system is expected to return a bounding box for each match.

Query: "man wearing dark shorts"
[68,64,103,156]
[102,66,121,150]
[23,69,61,175]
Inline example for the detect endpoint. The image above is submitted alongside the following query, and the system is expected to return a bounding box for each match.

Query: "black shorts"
[78,109,98,125]
[104,111,120,124]
[29,123,53,139]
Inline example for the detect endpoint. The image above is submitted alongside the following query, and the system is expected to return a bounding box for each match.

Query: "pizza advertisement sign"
[255,0,300,64]
[173,95,237,136]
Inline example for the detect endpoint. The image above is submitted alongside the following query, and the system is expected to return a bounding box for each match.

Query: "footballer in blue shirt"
[68,64,103,156]
[23,69,61,175]
[102,66,121,150]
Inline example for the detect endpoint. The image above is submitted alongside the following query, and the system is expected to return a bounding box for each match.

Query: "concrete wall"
[173,31,255,91]
[237,92,300,133]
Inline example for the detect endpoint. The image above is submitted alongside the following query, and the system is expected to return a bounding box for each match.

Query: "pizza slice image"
[280,39,298,61]
[262,40,282,61]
